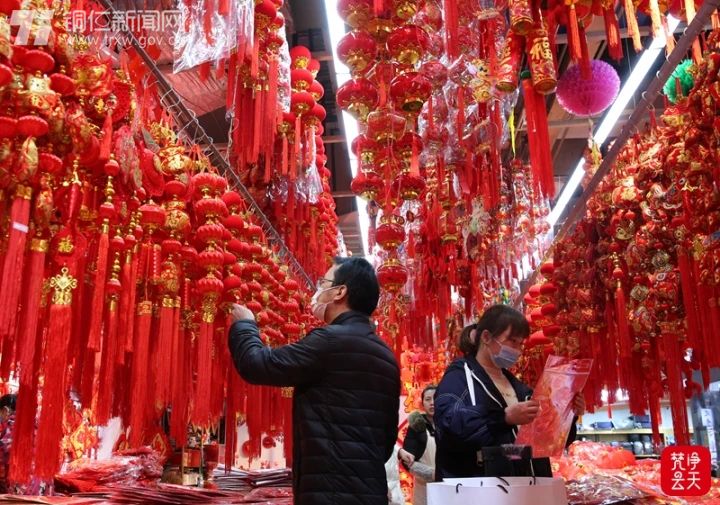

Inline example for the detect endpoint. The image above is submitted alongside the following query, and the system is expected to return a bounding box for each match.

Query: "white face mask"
[311,286,338,323]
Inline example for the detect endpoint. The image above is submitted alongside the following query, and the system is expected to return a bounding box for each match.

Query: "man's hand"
[572,392,586,416]
[231,304,255,322]
[505,399,540,426]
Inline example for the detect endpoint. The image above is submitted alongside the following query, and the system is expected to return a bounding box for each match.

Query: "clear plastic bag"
[515,356,593,458]
[173,0,241,73]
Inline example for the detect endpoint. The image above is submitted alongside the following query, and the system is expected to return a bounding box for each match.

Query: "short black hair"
[0,394,17,411]
[458,304,530,356]
[331,257,380,316]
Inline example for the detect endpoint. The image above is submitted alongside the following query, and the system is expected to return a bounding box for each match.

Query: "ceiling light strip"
[324,0,371,256]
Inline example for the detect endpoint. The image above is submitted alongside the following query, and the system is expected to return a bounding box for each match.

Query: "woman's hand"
[572,393,586,416]
[504,399,540,425]
[398,448,415,467]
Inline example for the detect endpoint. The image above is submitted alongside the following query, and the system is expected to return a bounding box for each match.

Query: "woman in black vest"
[398,384,437,504]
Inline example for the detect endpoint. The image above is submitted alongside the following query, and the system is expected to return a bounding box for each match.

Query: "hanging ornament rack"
[97,0,314,291]
[513,0,720,307]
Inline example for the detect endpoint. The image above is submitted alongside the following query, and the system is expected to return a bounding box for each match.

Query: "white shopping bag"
[427,476,568,505]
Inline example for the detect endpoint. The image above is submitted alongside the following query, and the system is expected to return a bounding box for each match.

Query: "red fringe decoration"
[193,320,214,424]
[661,331,691,445]
[615,283,632,359]
[522,79,554,197]
[624,0,642,52]
[35,275,75,480]
[0,187,32,340]
[99,110,113,161]
[128,302,152,446]
[87,231,109,351]
[8,240,47,483]
[96,299,119,426]
[155,301,176,404]
[566,4,582,62]
[444,0,459,59]
[578,25,591,80]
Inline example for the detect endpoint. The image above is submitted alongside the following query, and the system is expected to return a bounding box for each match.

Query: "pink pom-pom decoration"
[556,61,620,118]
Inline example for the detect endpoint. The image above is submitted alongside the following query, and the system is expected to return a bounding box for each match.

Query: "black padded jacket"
[228,310,400,505]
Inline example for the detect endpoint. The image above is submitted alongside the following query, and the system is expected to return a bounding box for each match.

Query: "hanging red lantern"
[290,91,316,116]
[390,71,432,114]
[337,0,374,29]
[256,0,280,32]
[386,25,430,66]
[309,80,325,101]
[351,171,384,201]
[291,68,314,92]
[366,107,407,144]
[337,31,378,76]
[377,256,408,293]
[376,213,406,250]
[336,78,379,121]
[392,0,426,20]
[395,172,426,200]
[308,58,321,79]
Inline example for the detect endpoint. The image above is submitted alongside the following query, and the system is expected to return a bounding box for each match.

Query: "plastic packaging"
[515,356,593,458]
[173,0,242,73]
[565,474,649,505]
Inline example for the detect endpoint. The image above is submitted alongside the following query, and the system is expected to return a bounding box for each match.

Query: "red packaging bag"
[515,355,593,458]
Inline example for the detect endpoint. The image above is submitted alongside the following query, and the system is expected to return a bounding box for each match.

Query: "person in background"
[398,384,436,505]
[0,394,16,493]
[228,257,401,505]
[434,304,585,480]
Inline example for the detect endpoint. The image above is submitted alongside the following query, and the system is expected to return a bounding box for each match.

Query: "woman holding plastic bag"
[434,304,585,480]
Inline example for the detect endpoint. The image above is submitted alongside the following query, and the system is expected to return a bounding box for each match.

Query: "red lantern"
[337,31,378,76]
[392,0,425,20]
[377,256,408,293]
[336,78,379,121]
[376,213,406,250]
[309,80,325,101]
[366,107,407,143]
[390,72,432,114]
[395,172,426,200]
[291,68,314,92]
[351,171,384,201]
[386,25,429,66]
[291,91,316,116]
[337,0,373,29]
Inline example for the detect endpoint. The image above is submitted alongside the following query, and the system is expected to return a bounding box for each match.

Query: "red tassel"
[219,0,229,16]
[291,116,302,181]
[171,293,189,444]
[567,3,582,62]
[35,267,77,480]
[194,319,214,424]
[282,134,289,176]
[624,0,642,52]
[8,239,47,483]
[578,25,591,80]
[128,301,152,446]
[444,0,459,59]
[0,186,32,339]
[96,299,119,426]
[87,231,109,352]
[99,109,113,161]
[615,283,632,359]
[155,299,176,404]
[456,87,465,141]
[199,62,211,81]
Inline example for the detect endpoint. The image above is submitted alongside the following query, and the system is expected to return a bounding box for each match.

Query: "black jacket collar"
[329,310,372,326]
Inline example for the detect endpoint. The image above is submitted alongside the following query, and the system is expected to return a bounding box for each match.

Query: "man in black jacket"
[228,257,400,505]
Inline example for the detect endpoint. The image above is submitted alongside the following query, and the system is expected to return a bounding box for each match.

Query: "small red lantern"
[338,30,378,76]
[291,68,314,92]
[390,72,432,114]
[386,25,429,66]
[309,80,325,101]
[376,213,406,250]
[337,0,373,29]
[366,107,407,143]
[291,91,316,116]
[395,172,426,200]
[377,256,408,293]
[351,171,384,201]
[336,78,379,121]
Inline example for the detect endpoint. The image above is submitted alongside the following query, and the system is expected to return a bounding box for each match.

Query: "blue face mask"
[490,341,522,369]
